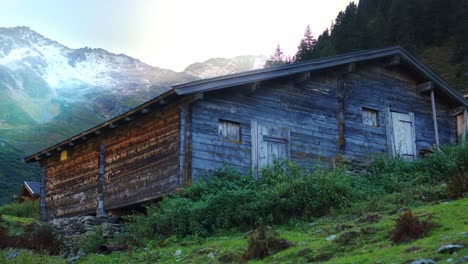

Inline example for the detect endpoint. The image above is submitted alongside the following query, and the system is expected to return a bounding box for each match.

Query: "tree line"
[266,0,467,91]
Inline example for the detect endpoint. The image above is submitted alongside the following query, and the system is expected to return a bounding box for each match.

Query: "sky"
[0,0,353,71]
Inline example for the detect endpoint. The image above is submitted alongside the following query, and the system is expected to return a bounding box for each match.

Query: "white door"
[251,122,290,175]
[391,112,416,159]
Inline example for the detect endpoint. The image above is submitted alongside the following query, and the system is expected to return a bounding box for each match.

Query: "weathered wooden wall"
[190,71,340,180]
[45,138,100,217]
[343,62,455,163]
[44,103,181,217]
[190,63,457,179]
[103,105,180,210]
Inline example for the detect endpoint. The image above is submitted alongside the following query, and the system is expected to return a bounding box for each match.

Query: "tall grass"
[0,201,39,218]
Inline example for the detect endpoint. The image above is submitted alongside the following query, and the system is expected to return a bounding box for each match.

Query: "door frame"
[385,107,417,159]
[251,121,291,176]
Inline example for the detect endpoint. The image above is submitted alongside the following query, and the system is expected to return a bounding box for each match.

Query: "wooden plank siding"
[43,103,182,217]
[190,72,340,180]
[190,64,457,179]
[103,105,180,210]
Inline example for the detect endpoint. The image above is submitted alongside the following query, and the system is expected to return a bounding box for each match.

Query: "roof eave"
[173,46,468,108]
[24,89,177,163]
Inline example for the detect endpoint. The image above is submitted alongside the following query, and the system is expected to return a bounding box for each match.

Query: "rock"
[2,249,21,260]
[336,223,354,231]
[326,235,336,241]
[437,244,463,254]
[68,249,85,263]
[337,231,360,245]
[456,256,468,263]
[308,222,317,226]
[359,213,381,223]
[405,246,421,253]
[208,253,215,258]
[198,247,218,254]
[48,215,123,255]
[174,249,182,256]
[447,258,453,262]
[410,259,436,264]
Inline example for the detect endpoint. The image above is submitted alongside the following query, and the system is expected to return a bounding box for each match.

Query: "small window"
[60,150,68,161]
[218,119,241,142]
[362,107,379,127]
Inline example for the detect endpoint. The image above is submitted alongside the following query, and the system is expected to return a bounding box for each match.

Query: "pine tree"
[265,44,286,67]
[294,25,317,62]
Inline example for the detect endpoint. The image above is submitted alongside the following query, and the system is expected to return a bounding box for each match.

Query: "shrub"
[447,172,468,199]
[0,220,62,255]
[390,210,435,243]
[0,201,39,218]
[123,144,467,243]
[124,161,360,243]
[243,224,292,260]
[79,226,106,253]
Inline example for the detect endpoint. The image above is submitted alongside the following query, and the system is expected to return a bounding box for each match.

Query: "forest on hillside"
[269,0,468,94]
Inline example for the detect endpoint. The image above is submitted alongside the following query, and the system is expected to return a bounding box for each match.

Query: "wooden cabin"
[24,47,468,220]
[18,181,40,203]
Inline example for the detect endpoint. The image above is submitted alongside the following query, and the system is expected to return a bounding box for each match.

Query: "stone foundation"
[48,215,123,255]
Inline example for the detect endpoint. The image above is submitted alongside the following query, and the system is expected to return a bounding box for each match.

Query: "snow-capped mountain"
[184,55,267,79]
[0,26,194,125]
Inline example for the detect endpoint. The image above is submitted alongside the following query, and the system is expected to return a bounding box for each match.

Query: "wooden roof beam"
[450,106,466,117]
[417,81,434,94]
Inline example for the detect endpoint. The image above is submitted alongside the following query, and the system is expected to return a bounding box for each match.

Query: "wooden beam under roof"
[417,81,434,94]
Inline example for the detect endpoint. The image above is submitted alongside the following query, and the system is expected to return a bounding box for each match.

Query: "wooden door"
[390,112,416,159]
[251,122,290,175]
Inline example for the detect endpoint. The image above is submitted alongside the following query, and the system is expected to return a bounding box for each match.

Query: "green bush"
[123,144,467,244]
[125,160,361,244]
[79,227,106,254]
[0,201,39,218]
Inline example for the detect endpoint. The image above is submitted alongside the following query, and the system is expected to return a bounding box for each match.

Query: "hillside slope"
[1,199,466,263]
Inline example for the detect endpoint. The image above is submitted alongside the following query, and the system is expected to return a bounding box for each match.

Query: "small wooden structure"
[18,181,40,203]
[23,46,468,220]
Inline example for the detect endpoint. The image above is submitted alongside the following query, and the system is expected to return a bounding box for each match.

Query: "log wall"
[44,103,181,217]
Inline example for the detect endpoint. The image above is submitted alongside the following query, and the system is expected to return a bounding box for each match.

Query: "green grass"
[0,249,66,264]
[72,198,467,264]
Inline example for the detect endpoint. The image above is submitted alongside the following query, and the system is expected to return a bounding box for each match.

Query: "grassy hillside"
[1,199,466,263]
[77,199,468,263]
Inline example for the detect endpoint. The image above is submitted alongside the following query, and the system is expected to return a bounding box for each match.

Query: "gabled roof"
[24,46,468,163]
[173,46,468,107]
[23,181,40,196]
